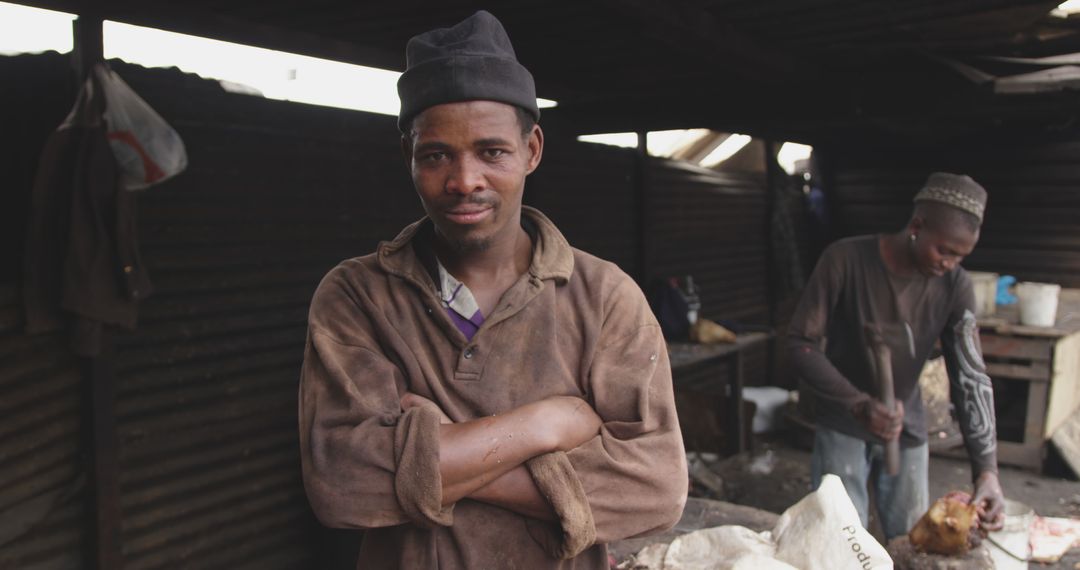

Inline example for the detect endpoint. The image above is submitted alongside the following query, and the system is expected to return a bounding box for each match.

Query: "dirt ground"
[693,433,1080,569]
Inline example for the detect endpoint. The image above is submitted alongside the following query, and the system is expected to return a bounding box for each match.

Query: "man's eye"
[421,152,447,163]
[482,149,506,159]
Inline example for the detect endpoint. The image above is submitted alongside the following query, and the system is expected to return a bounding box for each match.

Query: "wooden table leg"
[1026,381,1049,471]
[727,351,746,456]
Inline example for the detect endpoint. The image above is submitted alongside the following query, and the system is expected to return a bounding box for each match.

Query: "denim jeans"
[810,426,929,540]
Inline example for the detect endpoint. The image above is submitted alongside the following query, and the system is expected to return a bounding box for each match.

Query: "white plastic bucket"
[987,499,1034,570]
[969,271,999,317]
[1017,282,1060,327]
[742,387,792,434]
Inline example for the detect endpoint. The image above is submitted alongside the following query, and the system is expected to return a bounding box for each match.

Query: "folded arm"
[401,391,601,518]
[300,328,452,529]
[469,465,556,521]
[527,278,688,556]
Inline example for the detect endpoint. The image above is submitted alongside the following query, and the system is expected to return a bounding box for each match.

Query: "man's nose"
[446,155,484,194]
[942,257,959,271]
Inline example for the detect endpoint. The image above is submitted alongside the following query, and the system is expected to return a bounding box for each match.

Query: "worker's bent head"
[905,172,986,277]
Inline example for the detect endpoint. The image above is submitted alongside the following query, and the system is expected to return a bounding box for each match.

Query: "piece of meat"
[1030,516,1080,563]
[909,492,982,556]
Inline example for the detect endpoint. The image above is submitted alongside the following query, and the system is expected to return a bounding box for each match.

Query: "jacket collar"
[377,206,574,289]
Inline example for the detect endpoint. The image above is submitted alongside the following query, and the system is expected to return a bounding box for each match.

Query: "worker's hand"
[852,398,904,441]
[537,396,603,452]
[401,391,453,424]
[972,470,1006,532]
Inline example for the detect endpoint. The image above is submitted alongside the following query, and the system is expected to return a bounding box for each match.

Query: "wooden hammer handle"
[871,343,901,476]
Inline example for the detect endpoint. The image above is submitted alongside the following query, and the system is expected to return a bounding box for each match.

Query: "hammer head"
[864,322,916,359]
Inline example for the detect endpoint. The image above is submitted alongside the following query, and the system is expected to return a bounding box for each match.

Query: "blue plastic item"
[997,275,1018,305]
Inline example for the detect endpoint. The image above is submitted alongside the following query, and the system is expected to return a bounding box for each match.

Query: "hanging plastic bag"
[94,64,187,190]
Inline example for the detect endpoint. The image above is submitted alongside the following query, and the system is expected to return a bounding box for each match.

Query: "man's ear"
[401,135,413,167]
[525,124,544,175]
[908,215,925,237]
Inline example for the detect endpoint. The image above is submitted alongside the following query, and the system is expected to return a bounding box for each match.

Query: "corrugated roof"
[18,1,1080,150]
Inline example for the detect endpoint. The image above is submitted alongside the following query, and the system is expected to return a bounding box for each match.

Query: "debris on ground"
[748,450,776,475]
[688,452,725,499]
[887,536,994,570]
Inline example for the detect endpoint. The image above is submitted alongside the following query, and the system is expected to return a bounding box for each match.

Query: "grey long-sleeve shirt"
[787,235,998,476]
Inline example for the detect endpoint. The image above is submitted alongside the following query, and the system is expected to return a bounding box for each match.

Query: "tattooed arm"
[941,290,1004,530]
[941,308,998,474]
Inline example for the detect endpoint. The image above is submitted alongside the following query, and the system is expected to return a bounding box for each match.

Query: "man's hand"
[852,397,904,441]
[972,470,1005,531]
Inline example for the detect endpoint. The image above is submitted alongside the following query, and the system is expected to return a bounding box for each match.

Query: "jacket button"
[463,347,475,359]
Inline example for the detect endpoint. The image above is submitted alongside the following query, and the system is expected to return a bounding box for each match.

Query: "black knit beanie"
[397,10,539,132]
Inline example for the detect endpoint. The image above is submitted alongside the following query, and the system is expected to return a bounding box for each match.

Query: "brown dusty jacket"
[299,207,687,569]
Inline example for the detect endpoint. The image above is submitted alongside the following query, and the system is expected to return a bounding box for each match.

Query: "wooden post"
[73,14,124,570]
[762,140,778,386]
[80,340,122,570]
[636,131,651,286]
[72,14,104,80]
[762,140,778,329]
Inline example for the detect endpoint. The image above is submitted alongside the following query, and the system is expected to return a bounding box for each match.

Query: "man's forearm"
[468,465,556,521]
[437,403,554,506]
[945,311,998,476]
[403,393,600,510]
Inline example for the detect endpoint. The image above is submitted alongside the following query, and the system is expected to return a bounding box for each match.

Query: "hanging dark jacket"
[23,70,151,356]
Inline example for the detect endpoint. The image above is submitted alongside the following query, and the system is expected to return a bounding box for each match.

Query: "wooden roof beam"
[601,0,811,81]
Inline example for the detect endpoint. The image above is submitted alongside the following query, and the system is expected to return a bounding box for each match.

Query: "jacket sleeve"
[940,272,998,477]
[787,243,870,410]
[526,277,688,558]
[298,268,452,530]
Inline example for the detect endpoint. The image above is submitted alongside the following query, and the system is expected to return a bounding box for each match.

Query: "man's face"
[404,101,543,253]
[910,222,980,277]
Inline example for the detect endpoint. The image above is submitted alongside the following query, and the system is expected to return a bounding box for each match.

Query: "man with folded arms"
[299,11,687,568]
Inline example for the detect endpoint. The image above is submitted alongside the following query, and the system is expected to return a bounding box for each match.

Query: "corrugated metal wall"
[527,142,638,276]
[648,159,772,390]
[823,139,1080,287]
[0,300,86,570]
[2,52,774,568]
[649,160,769,323]
[107,60,418,569]
[0,53,86,570]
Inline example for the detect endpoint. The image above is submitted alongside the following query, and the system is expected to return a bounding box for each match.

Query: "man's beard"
[432,195,499,254]
[433,222,495,254]
[444,231,494,253]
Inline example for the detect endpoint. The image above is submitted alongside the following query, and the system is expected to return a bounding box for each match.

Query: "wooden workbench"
[668,332,773,456]
[973,289,1080,471]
